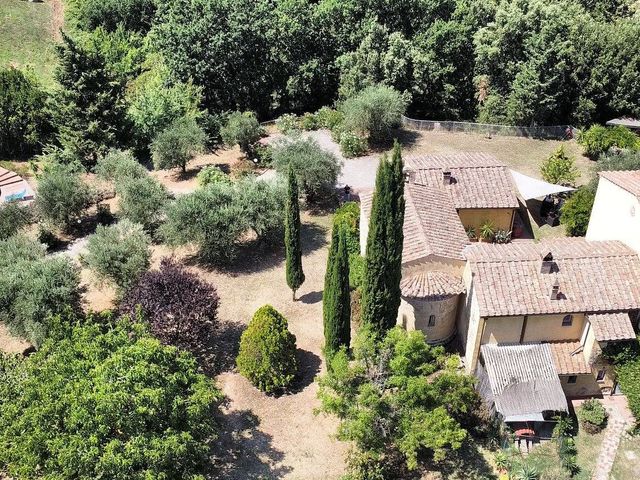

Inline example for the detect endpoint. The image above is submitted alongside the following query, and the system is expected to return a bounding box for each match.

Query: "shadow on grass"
[298,290,323,305]
[196,320,245,377]
[425,439,497,480]
[289,348,322,394]
[210,408,292,480]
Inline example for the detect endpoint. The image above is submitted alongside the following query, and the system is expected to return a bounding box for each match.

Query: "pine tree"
[361,140,405,332]
[54,32,129,169]
[285,167,305,300]
[323,224,351,359]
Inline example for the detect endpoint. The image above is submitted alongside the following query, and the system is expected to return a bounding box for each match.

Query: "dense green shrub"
[72,0,157,32]
[315,107,344,130]
[579,125,640,158]
[151,116,206,172]
[577,399,608,434]
[0,202,33,240]
[616,356,640,427]
[221,111,262,156]
[339,130,368,157]
[272,136,342,202]
[334,202,360,255]
[596,149,640,172]
[116,175,169,230]
[318,326,476,474]
[197,165,232,187]
[162,179,284,263]
[560,187,595,236]
[0,67,51,158]
[340,85,407,145]
[276,113,300,134]
[0,235,81,346]
[82,220,151,291]
[299,112,319,130]
[236,305,298,393]
[54,33,129,169]
[540,146,580,186]
[128,58,204,153]
[36,164,94,231]
[254,143,274,165]
[119,258,219,353]
[95,149,147,181]
[349,253,365,289]
[0,314,222,479]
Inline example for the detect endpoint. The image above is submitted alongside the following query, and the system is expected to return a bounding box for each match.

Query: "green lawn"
[0,0,60,88]
[500,426,605,480]
[611,434,640,480]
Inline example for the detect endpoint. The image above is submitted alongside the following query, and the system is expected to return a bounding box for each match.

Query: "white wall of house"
[359,208,368,256]
[586,177,640,253]
[458,263,482,373]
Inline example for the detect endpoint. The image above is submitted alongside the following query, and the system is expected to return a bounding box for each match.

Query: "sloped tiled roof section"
[360,182,469,264]
[587,312,637,342]
[599,170,640,199]
[405,153,520,209]
[548,341,591,375]
[400,271,465,299]
[465,238,640,317]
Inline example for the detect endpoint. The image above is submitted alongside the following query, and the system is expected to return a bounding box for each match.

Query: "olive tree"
[272,136,342,202]
[151,116,206,172]
[82,220,151,291]
[340,85,407,145]
[36,164,94,231]
[220,111,262,157]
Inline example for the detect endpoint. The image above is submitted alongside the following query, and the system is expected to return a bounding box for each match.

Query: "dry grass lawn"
[80,212,348,480]
[399,129,593,184]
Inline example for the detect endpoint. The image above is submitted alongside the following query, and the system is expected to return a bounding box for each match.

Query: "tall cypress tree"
[323,224,351,359]
[55,32,129,169]
[361,141,405,332]
[285,167,305,300]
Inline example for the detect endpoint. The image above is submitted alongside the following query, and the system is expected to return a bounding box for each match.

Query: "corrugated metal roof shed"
[481,343,568,418]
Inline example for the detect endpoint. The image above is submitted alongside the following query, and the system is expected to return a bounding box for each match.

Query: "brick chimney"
[550,279,560,300]
[443,170,452,185]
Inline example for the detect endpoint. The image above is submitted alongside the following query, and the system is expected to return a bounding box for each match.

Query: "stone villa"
[359,154,640,424]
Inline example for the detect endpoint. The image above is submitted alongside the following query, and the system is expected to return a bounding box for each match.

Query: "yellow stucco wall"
[458,208,515,235]
[522,314,586,343]
[481,316,524,344]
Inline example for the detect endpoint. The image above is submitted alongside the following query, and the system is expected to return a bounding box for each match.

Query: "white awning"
[510,170,575,200]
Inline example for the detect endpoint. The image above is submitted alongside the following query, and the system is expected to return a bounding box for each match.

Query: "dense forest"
[78,0,640,123]
[2,0,640,162]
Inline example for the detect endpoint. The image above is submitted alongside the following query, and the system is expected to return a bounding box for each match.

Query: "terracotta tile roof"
[548,341,590,375]
[404,153,520,209]
[465,238,640,317]
[360,182,469,263]
[587,312,637,342]
[599,170,640,198]
[400,271,465,299]
[480,343,568,416]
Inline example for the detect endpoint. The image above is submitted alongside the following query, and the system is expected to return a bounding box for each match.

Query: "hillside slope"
[0,0,63,88]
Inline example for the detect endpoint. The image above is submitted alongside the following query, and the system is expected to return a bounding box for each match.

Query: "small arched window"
[562,314,573,327]
[428,315,436,327]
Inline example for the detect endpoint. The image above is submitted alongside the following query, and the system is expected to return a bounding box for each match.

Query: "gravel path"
[304,130,381,192]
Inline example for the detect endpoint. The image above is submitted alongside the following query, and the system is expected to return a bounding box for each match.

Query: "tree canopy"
[0,314,222,480]
[317,326,478,477]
